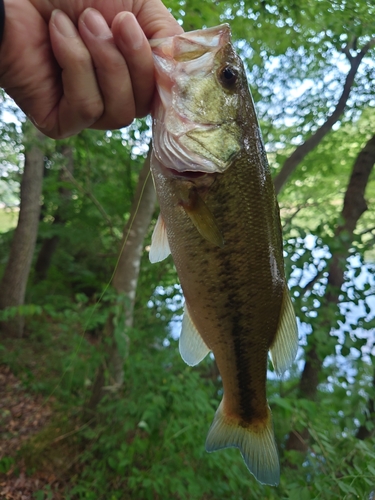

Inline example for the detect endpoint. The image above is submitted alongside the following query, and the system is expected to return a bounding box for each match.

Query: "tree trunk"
[286,133,375,452]
[34,144,74,282]
[85,149,156,415]
[356,368,375,441]
[274,39,375,194]
[0,121,46,338]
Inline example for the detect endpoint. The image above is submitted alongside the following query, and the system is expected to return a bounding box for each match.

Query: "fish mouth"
[166,168,208,179]
[161,165,218,192]
[150,24,231,61]
[158,163,218,189]
[151,24,239,175]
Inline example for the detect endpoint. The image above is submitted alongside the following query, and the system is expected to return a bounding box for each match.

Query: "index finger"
[31,0,184,39]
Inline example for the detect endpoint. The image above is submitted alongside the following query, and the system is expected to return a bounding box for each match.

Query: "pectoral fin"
[269,288,299,376]
[149,214,171,263]
[179,305,210,366]
[178,186,224,248]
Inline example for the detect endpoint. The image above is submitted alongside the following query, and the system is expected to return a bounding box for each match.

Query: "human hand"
[0,0,183,139]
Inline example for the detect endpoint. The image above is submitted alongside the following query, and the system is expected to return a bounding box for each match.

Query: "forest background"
[0,0,375,498]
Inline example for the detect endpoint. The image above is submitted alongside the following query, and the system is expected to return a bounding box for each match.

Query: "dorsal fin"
[269,288,298,376]
[179,305,210,366]
[149,214,171,263]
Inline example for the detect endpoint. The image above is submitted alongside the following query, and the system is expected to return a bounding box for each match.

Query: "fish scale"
[149,24,298,485]
[198,154,283,420]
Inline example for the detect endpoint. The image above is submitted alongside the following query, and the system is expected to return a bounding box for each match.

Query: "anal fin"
[269,287,299,376]
[205,400,280,485]
[149,213,171,263]
[179,305,210,366]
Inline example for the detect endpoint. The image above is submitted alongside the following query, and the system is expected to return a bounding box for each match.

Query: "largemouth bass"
[149,24,298,485]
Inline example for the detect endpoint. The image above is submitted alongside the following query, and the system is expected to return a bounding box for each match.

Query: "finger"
[132,0,184,39]
[112,12,155,119]
[47,0,184,39]
[48,9,104,138]
[0,0,60,133]
[78,8,136,129]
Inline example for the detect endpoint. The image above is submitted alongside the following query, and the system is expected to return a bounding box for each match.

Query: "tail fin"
[205,401,280,485]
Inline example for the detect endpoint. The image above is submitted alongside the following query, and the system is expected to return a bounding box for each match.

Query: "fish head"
[151,25,251,175]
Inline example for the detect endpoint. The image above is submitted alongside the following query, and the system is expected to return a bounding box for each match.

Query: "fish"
[148,24,298,485]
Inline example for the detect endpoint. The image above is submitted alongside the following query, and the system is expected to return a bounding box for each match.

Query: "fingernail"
[118,12,145,50]
[81,8,111,38]
[52,10,77,38]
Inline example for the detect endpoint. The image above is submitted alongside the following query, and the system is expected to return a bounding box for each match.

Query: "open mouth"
[167,168,207,179]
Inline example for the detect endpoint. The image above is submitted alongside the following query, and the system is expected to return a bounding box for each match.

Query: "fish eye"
[218,65,238,88]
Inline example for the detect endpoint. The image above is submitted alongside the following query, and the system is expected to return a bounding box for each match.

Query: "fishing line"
[42,152,152,406]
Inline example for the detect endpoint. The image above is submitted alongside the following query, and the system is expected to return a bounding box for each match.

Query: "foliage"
[1,1,375,499]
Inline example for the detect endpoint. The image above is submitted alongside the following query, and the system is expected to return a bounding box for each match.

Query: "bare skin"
[0,0,183,138]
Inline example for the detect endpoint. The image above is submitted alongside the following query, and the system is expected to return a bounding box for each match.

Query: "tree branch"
[274,38,375,194]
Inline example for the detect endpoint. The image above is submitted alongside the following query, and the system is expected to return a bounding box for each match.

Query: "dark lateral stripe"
[231,315,267,422]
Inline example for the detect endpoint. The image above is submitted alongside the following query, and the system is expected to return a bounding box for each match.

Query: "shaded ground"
[0,365,64,499]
